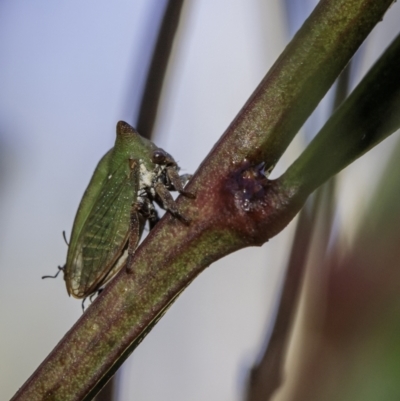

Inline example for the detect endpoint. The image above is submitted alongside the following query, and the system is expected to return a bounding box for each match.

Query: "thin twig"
[245,192,320,401]
[136,0,185,139]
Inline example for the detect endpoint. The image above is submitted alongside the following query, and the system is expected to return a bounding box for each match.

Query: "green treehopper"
[58,121,193,300]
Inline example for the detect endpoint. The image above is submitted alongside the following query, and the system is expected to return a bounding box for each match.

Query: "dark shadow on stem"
[93,378,115,401]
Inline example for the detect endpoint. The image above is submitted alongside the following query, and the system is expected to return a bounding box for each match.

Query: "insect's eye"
[152,150,167,164]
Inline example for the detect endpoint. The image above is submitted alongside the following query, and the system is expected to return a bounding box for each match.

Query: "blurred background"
[1,1,400,400]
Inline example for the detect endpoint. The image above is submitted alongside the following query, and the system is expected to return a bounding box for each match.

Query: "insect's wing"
[68,149,113,252]
[66,159,140,298]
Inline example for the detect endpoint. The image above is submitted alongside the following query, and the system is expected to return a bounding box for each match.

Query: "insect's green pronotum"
[63,121,194,299]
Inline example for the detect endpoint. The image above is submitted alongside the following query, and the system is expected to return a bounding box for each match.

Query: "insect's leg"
[148,207,160,230]
[82,288,103,312]
[42,265,65,279]
[81,296,95,313]
[166,167,195,198]
[154,182,190,224]
[126,203,140,274]
[140,198,160,230]
[89,288,103,303]
[126,159,141,274]
[179,174,192,187]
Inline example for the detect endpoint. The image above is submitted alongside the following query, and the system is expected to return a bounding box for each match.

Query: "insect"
[61,121,194,300]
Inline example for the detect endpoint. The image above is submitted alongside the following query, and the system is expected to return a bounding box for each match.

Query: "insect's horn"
[116,121,139,139]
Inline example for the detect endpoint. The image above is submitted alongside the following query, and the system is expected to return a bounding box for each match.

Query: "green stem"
[11,1,393,400]
[282,33,400,194]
